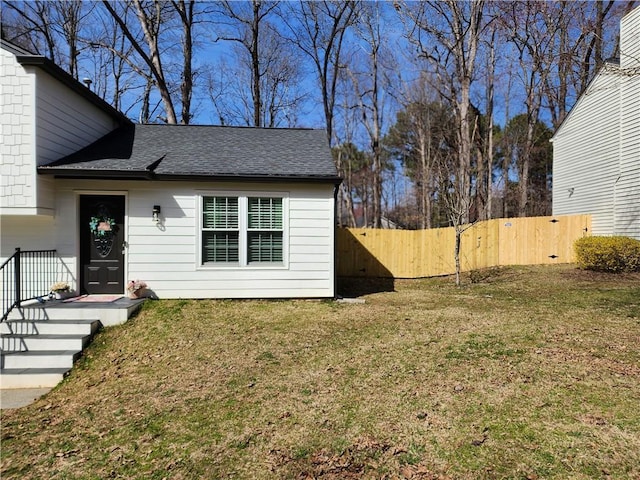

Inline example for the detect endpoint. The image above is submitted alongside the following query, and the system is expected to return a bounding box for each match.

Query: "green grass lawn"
[2,265,639,479]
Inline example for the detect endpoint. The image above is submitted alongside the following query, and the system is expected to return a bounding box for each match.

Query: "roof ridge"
[135,123,322,131]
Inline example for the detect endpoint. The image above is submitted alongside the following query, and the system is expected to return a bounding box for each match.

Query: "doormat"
[63,295,123,303]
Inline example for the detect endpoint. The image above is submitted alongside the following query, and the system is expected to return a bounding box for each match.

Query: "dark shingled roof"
[39,124,340,184]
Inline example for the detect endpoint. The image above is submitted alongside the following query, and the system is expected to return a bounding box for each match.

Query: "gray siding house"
[551,7,640,240]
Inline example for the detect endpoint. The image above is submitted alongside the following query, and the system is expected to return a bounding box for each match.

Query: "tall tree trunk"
[485,28,496,220]
[251,0,261,127]
[103,0,178,123]
[140,74,152,123]
[371,39,382,228]
[518,106,539,217]
[458,76,472,224]
[132,0,177,124]
[454,226,462,286]
[173,0,194,124]
[418,134,432,229]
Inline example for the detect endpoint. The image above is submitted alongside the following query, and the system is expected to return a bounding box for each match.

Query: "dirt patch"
[560,268,640,283]
[272,437,448,479]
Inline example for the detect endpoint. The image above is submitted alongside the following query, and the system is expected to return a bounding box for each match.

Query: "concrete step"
[0,319,101,336]
[1,334,90,352]
[1,350,81,369]
[8,307,107,322]
[8,301,142,327]
[0,368,70,389]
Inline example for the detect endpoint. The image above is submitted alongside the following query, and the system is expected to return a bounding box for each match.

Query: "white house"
[551,7,640,240]
[0,38,340,302]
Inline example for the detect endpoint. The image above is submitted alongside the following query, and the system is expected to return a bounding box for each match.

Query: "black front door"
[80,195,125,294]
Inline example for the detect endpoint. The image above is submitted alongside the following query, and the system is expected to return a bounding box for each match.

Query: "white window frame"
[197,190,288,269]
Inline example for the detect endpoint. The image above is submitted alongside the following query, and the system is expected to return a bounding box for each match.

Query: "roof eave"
[38,168,342,185]
[155,173,343,185]
[37,167,152,180]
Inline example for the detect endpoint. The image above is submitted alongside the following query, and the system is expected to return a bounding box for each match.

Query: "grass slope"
[1,265,639,479]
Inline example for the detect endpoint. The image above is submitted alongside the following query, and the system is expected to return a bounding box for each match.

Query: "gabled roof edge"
[551,59,620,141]
[14,54,132,127]
[0,37,33,56]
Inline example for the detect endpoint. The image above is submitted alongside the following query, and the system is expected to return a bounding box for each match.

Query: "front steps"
[0,297,144,389]
[0,316,101,389]
[0,368,71,390]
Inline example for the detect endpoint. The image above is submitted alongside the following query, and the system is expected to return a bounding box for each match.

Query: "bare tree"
[385,76,454,229]
[2,0,58,59]
[544,1,620,130]
[2,0,91,79]
[347,2,392,228]
[401,0,486,284]
[475,14,498,221]
[281,1,358,226]
[403,1,485,223]
[333,141,366,227]
[332,90,361,227]
[102,0,203,124]
[282,0,358,145]
[214,0,278,127]
[102,0,178,123]
[54,1,88,79]
[498,1,561,217]
[211,1,306,128]
[84,5,137,111]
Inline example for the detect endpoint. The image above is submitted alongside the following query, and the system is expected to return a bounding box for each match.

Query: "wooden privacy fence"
[336,215,591,278]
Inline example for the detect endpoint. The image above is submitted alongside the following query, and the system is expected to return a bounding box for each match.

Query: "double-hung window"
[201,194,285,267]
[202,196,239,263]
[247,197,283,263]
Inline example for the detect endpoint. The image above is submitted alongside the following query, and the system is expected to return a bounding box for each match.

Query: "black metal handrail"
[1,248,57,322]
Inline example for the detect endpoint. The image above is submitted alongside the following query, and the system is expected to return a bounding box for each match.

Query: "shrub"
[574,236,640,273]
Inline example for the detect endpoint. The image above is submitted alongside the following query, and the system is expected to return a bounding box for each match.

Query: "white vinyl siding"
[0,215,63,298]
[35,74,116,166]
[551,69,621,236]
[51,179,335,299]
[0,215,56,256]
[616,8,640,239]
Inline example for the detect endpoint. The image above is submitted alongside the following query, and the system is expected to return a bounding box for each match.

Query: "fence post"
[14,247,21,306]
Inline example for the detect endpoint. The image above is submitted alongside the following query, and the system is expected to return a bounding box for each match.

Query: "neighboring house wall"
[1,47,36,212]
[551,68,621,236]
[0,47,119,215]
[52,179,336,298]
[552,7,640,240]
[616,8,640,239]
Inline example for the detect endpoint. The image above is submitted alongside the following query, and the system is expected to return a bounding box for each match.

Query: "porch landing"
[16,295,146,327]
